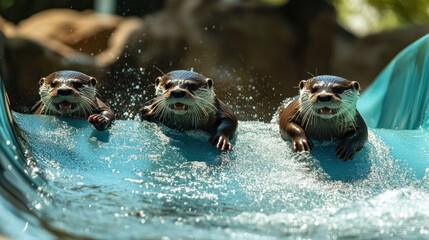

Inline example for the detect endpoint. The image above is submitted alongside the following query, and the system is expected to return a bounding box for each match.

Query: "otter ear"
[299,80,306,90]
[89,77,97,86]
[155,77,162,87]
[351,81,360,91]
[206,78,213,88]
[39,77,46,86]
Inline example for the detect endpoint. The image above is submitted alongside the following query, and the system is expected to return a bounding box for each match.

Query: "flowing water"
[2,32,429,240]
[2,110,429,239]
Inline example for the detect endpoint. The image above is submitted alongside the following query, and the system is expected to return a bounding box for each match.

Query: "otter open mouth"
[317,107,337,115]
[170,102,188,111]
[58,101,75,111]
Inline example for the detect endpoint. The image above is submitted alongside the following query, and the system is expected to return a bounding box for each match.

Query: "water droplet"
[34,203,42,210]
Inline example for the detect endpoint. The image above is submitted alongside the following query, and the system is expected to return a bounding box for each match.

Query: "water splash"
[9,112,429,239]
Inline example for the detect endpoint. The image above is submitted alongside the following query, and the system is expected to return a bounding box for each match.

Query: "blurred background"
[0,0,428,121]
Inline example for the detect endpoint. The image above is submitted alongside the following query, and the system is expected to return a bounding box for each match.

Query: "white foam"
[12,113,429,239]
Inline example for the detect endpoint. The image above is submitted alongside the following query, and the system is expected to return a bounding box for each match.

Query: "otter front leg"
[88,111,114,131]
[139,106,155,121]
[281,122,313,152]
[336,114,368,160]
[209,118,237,151]
[336,128,367,160]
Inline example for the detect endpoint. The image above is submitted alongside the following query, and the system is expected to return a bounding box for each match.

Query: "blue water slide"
[0,34,429,239]
[358,34,429,130]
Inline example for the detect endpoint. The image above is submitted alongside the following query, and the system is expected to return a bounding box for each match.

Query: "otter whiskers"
[34,70,115,131]
[140,70,238,151]
[279,75,368,160]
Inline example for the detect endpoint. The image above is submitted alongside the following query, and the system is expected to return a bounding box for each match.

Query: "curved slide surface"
[1,35,429,239]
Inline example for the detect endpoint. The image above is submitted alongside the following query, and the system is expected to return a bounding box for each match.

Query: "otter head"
[299,75,360,121]
[38,70,98,115]
[152,70,216,115]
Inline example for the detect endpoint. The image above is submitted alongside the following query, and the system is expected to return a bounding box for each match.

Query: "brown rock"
[332,25,429,89]
[2,2,429,121]
[2,9,143,113]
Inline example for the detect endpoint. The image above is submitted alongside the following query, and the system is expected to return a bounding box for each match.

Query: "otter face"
[37,71,98,115]
[149,70,216,127]
[299,75,360,120]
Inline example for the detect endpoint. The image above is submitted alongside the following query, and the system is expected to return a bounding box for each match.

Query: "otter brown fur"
[34,70,115,131]
[140,70,238,151]
[279,75,367,160]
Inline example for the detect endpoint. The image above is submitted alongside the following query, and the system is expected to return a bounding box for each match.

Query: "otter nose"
[57,88,73,96]
[317,95,332,102]
[170,89,186,98]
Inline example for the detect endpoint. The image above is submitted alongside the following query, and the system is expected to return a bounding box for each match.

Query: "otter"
[140,70,238,151]
[34,70,115,131]
[279,75,368,160]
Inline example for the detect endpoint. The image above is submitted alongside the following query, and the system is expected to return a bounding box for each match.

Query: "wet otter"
[279,75,367,160]
[34,70,115,131]
[140,70,238,151]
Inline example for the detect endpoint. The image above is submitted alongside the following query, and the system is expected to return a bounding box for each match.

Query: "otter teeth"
[172,103,187,110]
[59,101,72,110]
[318,107,335,115]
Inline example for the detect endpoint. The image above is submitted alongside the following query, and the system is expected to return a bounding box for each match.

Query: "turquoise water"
[358,34,429,130]
[4,112,429,239]
[2,34,429,240]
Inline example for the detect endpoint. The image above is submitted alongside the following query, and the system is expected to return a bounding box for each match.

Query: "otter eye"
[73,82,84,89]
[311,86,319,94]
[187,83,198,91]
[333,86,345,94]
[164,82,173,89]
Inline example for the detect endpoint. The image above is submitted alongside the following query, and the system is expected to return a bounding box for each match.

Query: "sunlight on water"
[11,113,429,239]
[3,32,429,240]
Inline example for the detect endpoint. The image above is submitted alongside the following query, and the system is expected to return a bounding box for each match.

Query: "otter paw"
[139,106,154,120]
[335,142,357,160]
[210,134,232,151]
[88,114,111,131]
[291,137,313,152]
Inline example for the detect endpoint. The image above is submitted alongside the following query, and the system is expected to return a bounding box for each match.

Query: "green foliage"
[331,0,429,35]
[0,0,14,10]
[366,0,429,24]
